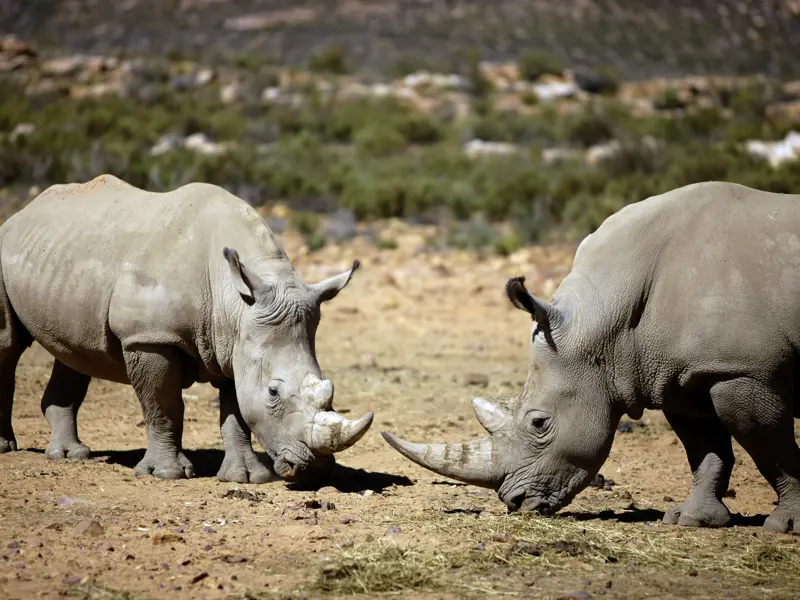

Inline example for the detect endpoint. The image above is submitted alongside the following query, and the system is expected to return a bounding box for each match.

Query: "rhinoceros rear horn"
[505,276,560,331]
[308,410,373,455]
[309,260,360,304]
[381,432,498,489]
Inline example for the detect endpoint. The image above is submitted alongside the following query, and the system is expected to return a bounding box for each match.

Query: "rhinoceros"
[383,181,800,532]
[0,174,373,483]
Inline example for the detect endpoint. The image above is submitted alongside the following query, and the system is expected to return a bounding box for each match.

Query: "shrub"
[563,112,614,147]
[494,232,521,256]
[518,50,565,82]
[291,211,322,235]
[395,113,443,145]
[309,44,349,75]
[652,87,685,111]
[354,125,407,157]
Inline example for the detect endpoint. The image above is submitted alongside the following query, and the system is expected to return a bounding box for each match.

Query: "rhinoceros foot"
[135,450,195,480]
[217,447,279,484]
[45,440,91,461]
[0,434,17,453]
[662,496,731,528]
[763,504,800,533]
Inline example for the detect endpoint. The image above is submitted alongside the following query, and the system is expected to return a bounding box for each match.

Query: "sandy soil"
[1,230,798,600]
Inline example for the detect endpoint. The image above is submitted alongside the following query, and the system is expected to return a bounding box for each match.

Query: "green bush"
[395,113,443,144]
[354,125,407,157]
[652,87,685,111]
[308,44,349,75]
[292,211,322,235]
[518,50,564,82]
[563,112,614,147]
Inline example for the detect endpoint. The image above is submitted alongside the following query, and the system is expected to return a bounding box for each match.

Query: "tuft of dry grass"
[314,542,452,594]
[65,584,146,600]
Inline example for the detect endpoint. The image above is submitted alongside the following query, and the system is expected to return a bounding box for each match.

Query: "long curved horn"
[308,411,373,455]
[381,432,498,489]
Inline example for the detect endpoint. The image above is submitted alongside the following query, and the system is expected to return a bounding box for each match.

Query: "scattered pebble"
[464,372,489,387]
[221,489,264,502]
[190,572,209,584]
[220,555,247,564]
[384,526,401,535]
[56,496,91,507]
[152,533,184,545]
[72,520,104,536]
[203,526,217,534]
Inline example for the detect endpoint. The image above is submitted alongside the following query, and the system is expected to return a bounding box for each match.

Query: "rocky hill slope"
[3,0,800,79]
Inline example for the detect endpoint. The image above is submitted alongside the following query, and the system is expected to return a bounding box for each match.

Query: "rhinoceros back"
[0,174,276,382]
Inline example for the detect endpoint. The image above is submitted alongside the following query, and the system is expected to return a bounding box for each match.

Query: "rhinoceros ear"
[223,247,270,305]
[309,259,360,304]
[505,276,559,331]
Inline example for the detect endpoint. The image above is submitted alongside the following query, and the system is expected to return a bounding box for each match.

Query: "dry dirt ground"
[1,229,799,600]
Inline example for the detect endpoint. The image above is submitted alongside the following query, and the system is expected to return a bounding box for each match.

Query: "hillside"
[4,0,800,79]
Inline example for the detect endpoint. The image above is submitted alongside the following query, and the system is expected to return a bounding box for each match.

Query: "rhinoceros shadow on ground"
[560,507,767,527]
[63,448,413,494]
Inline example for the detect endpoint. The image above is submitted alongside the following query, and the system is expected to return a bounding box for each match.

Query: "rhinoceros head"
[382,276,620,513]
[223,247,373,480]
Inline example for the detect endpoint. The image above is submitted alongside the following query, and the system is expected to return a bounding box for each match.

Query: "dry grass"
[65,584,146,600]
[315,543,452,594]
[313,512,800,596]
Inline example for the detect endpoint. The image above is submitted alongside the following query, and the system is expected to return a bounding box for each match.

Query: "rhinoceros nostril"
[521,498,552,515]
[505,493,526,513]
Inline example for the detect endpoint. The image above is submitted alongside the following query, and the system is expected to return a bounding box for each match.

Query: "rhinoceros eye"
[525,410,551,432]
[268,385,279,397]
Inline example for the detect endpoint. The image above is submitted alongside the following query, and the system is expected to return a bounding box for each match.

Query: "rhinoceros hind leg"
[662,411,733,528]
[216,384,279,484]
[42,360,92,460]
[0,350,22,454]
[125,344,195,480]
[711,378,800,533]
[0,267,30,454]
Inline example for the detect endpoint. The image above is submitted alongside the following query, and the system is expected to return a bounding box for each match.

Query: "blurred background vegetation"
[1,0,800,254]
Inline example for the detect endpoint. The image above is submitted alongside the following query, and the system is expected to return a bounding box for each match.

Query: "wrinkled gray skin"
[384,181,800,533]
[0,175,373,483]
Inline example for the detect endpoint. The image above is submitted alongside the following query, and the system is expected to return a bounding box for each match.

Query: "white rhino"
[384,181,800,533]
[0,174,372,483]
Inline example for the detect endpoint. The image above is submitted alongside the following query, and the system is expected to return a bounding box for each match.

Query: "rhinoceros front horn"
[381,432,498,489]
[308,411,374,455]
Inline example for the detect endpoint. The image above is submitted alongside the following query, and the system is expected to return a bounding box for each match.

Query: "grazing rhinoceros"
[383,181,800,533]
[0,174,373,483]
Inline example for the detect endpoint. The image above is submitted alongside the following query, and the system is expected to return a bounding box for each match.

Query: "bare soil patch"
[1,233,799,599]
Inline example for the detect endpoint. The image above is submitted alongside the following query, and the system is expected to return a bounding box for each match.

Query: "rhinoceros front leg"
[712,378,800,533]
[216,382,278,484]
[662,411,733,528]
[42,360,91,460]
[124,345,194,479]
